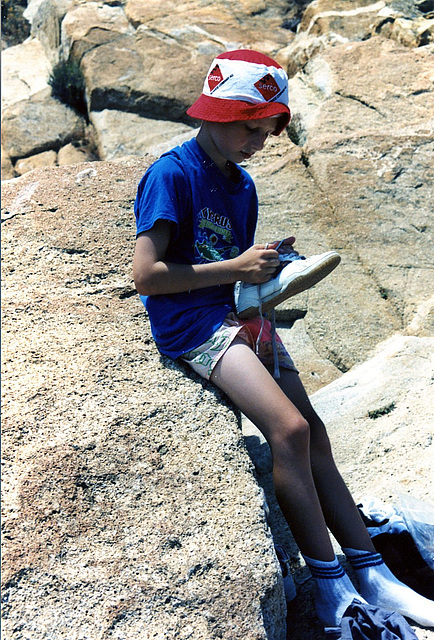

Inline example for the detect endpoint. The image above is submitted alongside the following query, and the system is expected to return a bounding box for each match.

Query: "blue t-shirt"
[134,138,258,358]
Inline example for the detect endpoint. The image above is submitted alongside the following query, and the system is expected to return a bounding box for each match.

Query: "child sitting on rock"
[133,49,434,631]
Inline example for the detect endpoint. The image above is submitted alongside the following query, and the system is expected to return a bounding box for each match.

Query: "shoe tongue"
[279,250,305,262]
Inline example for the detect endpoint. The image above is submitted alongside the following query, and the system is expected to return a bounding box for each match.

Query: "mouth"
[240,150,253,160]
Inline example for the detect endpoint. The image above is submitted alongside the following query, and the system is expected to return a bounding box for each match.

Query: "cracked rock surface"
[1,160,287,640]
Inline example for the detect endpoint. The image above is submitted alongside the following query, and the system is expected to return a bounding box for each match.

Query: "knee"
[271,415,310,458]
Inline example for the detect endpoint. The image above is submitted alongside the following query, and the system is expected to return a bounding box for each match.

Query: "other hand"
[234,244,281,283]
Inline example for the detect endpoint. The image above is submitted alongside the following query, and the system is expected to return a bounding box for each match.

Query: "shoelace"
[274,239,306,274]
[256,241,306,378]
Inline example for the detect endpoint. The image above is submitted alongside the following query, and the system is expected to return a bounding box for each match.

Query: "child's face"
[200,117,279,169]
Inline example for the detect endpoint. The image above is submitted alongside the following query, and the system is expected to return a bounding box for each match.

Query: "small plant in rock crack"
[49,58,89,121]
[368,402,396,420]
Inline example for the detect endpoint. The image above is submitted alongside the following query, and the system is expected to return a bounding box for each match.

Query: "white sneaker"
[234,250,341,319]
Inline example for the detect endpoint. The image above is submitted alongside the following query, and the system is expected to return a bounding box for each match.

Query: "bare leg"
[273,367,375,552]
[211,337,336,560]
[210,338,382,626]
[271,366,434,628]
[210,340,434,628]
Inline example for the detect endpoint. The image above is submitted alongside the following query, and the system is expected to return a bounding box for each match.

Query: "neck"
[196,125,229,176]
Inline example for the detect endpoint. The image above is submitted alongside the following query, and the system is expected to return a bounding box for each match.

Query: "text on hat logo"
[208,64,223,91]
[254,74,280,101]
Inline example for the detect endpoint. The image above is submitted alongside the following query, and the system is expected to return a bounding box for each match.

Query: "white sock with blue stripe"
[343,547,434,627]
[303,554,365,627]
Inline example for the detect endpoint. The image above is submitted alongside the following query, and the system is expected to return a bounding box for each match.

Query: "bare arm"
[133,219,281,296]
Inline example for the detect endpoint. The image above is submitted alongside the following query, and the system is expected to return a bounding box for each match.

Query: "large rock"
[124,0,290,27]
[3,153,431,640]
[24,0,74,62]
[70,0,293,120]
[297,0,388,41]
[60,2,135,62]
[124,0,293,52]
[1,38,52,112]
[311,334,434,502]
[15,149,58,176]
[90,109,195,161]
[372,5,434,47]
[305,132,434,330]
[81,31,210,121]
[1,92,86,161]
[247,133,401,374]
[57,141,94,166]
[1,161,287,640]
[279,0,434,77]
[282,36,434,368]
[297,0,434,44]
[287,36,434,145]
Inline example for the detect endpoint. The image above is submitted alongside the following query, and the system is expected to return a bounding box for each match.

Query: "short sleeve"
[134,156,191,240]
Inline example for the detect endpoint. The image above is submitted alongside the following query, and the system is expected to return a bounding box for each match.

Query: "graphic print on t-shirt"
[195,207,240,262]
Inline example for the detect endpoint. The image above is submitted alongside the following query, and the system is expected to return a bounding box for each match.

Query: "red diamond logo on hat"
[255,73,280,101]
[208,64,224,91]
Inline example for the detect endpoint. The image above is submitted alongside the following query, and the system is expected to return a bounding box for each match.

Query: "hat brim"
[186,95,291,136]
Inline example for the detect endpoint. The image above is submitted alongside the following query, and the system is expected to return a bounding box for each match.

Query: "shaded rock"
[372,7,434,46]
[1,92,86,161]
[1,147,15,181]
[15,149,58,175]
[24,0,73,62]
[277,318,342,394]
[415,0,434,10]
[1,0,31,49]
[1,160,287,640]
[90,109,195,161]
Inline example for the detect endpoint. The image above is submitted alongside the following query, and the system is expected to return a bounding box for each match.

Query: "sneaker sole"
[238,252,341,319]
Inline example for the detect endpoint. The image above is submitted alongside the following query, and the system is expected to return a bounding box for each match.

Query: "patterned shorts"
[180,312,297,380]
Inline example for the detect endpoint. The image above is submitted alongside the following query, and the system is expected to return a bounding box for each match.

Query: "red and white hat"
[187,50,291,135]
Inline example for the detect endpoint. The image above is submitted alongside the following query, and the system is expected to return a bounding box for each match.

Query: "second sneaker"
[234,249,341,319]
